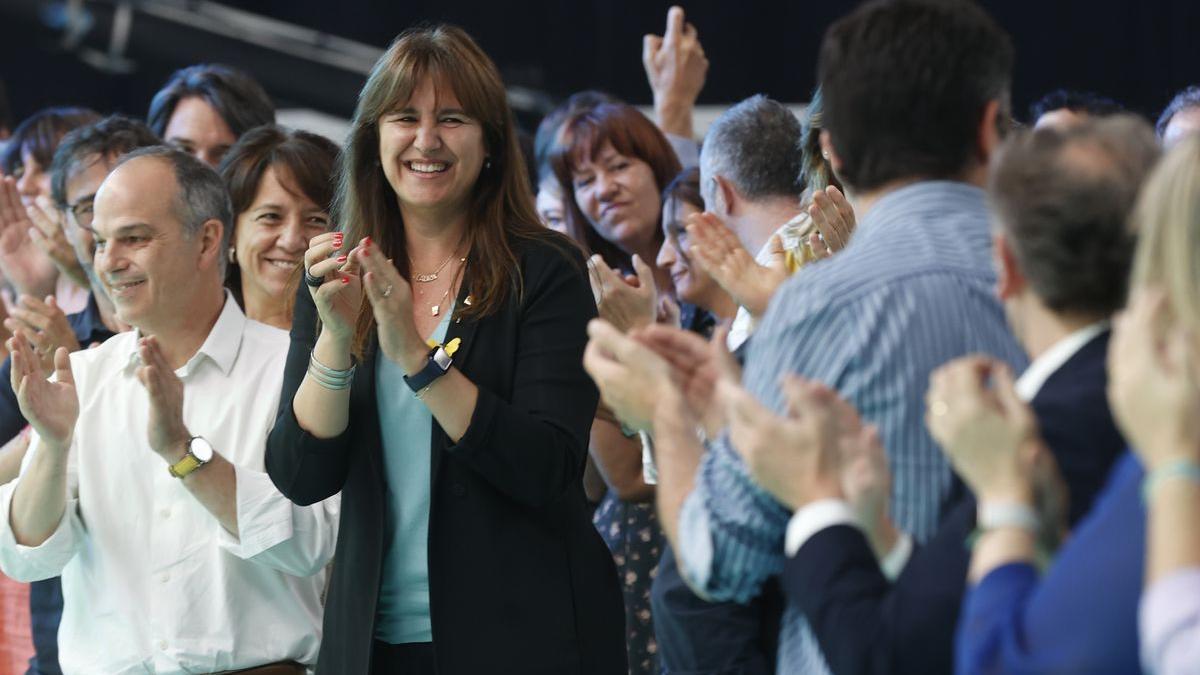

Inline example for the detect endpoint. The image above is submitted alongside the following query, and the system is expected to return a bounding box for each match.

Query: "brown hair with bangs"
[338,24,555,357]
[550,102,681,270]
[218,124,340,309]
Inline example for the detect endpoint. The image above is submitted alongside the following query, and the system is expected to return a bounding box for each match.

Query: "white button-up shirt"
[0,294,339,674]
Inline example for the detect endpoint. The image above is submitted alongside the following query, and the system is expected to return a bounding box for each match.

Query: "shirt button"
[451,483,466,497]
[157,640,168,650]
[159,573,170,583]
[160,508,170,519]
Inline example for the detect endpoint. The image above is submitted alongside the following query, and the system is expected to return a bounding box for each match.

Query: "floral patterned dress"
[593,492,663,675]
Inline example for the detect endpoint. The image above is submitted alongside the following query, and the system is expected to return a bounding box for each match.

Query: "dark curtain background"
[2,0,1198,130]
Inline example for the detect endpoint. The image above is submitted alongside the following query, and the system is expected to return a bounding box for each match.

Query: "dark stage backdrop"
[2,0,1199,131]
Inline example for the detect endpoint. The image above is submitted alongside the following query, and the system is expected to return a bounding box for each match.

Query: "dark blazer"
[266,235,626,675]
[781,329,1124,675]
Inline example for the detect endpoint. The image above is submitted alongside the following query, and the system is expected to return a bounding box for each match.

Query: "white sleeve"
[217,464,340,577]
[0,432,85,582]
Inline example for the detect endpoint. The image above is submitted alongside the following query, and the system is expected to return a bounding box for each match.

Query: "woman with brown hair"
[552,102,680,289]
[217,125,338,330]
[265,24,625,675]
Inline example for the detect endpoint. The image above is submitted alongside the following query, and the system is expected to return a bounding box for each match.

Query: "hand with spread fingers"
[7,332,77,453]
[583,318,678,433]
[807,185,856,256]
[303,231,364,345]
[633,322,740,437]
[686,212,787,317]
[355,237,427,373]
[925,356,1042,504]
[135,336,190,461]
[28,195,88,289]
[1108,288,1200,470]
[589,253,658,333]
[643,5,708,140]
[721,374,847,511]
[0,178,59,298]
[4,295,80,376]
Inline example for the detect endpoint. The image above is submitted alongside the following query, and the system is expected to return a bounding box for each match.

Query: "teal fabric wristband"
[1141,458,1200,503]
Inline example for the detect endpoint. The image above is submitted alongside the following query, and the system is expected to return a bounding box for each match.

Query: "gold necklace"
[420,261,466,316]
[412,237,467,283]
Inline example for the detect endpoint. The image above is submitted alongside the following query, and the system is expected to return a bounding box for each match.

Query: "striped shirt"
[676,181,1028,673]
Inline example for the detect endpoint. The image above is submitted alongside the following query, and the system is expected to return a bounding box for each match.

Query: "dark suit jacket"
[266,235,626,675]
[781,329,1124,675]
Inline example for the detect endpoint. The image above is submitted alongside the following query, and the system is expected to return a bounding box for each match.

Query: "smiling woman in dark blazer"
[264,25,625,675]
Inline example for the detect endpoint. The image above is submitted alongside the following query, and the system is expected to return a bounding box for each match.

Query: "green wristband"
[1141,458,1200,503]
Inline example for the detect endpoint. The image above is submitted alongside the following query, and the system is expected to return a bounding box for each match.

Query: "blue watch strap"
[403,346,453,393]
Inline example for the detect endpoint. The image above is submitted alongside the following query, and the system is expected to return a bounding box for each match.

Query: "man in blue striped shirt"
[584,1,1025,672]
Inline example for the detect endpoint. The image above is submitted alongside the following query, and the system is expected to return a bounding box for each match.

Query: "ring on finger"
[304,268,324,288]
[381,284,393,298]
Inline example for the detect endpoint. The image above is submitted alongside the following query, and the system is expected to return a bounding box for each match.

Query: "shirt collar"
[1014,321,1109,402]
[123,291,245,378]
[855,180,987,237]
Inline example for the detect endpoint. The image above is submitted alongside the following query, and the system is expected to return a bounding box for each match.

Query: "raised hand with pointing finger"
[643,6,708,141]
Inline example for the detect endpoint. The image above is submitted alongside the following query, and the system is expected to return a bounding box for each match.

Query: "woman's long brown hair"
[335,24,557,357]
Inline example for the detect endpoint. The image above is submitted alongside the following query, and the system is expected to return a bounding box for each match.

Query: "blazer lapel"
[430,281,482,485]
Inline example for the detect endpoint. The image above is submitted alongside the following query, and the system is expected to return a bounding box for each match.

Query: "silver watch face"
[189,436,215,463]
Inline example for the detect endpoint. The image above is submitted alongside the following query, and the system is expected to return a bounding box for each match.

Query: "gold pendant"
[431,304,440,316]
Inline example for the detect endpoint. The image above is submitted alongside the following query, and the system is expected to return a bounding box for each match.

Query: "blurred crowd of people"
[0,1,1199,674]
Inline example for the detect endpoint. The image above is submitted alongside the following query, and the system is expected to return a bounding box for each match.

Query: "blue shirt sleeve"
[676,433,792,602]
[674,277,855,601]
[955,453,1144,675]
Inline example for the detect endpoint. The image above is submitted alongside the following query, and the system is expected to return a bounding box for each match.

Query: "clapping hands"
[1109,288,1200,470]
[925,356,1042,504]
[589,254,658,334]
[7,332,77,453]
[686,212,787,318]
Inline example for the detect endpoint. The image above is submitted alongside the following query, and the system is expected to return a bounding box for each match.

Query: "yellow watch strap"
[168,452,202,479]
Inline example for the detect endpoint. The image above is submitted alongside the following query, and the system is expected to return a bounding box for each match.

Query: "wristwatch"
[403,345,454,394]
[168,436,215,479]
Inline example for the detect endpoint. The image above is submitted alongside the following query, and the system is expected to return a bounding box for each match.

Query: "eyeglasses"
[66,197,95,231]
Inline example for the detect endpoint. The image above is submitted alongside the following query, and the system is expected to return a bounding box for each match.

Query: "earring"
[484,158,492,170]
[228,247,237,265]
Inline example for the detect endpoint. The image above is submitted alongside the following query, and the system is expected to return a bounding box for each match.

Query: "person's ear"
[198,218,225,270]
[819,130,844,175]
[978,99,1003,165]
[712,175,738,218]
[993,230,1024,300]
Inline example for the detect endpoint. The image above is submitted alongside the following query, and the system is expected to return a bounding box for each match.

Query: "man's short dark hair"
[1156,85,1200,138]
[113,147,233,271]
[818,0,1014,192]
[50,115,161,208]
[701,95,804,201]
[147,64,275,139]
[988,115,1160,316]
[1029,89,1124,124]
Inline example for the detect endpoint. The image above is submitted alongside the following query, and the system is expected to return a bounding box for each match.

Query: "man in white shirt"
[695,95,807,352]
[0,146,338,675]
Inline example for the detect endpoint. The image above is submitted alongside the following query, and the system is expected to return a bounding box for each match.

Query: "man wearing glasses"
[0,115,155,675]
